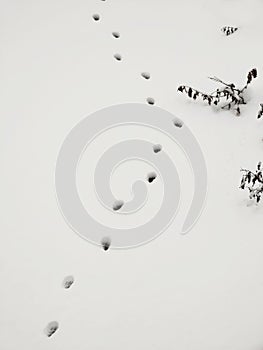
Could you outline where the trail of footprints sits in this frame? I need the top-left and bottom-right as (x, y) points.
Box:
(90, 1), (192, 256)
(92, 0), (161, 253)
(92, 3), (155, 106)
(44, 276), (75, 338)
(45, 5), (155, 340)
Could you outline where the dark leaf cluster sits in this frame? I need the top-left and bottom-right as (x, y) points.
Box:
(221, 26), (238, 36)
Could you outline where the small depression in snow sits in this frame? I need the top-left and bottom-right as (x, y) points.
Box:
(101, 237), (111, 251)
(45, 321), (59, 338)
(153, 144), (162, 153)
(62, 275), (74, 289)
(92, 14), (100, 21)
(147, 172), (157, 183)
(146, 97), (155, 105)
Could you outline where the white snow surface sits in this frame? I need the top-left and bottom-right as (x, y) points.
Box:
(1, 0), (263, 349)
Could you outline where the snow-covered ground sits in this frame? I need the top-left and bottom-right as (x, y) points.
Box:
(1, 0), (263, 349)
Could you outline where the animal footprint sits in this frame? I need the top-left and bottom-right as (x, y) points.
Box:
(45, 321), (59, 338)
(146, 97), (155, 105)
(101, 237), (111, 251)
(147, 172), (157, 183)
(114, 53), (122, 61)
(92, 14), (100, 21)
(112, 32), (120, 39)
(62, 275), (74, 289)
(141, 72), (151, 80)
(153, 144), (162, 153)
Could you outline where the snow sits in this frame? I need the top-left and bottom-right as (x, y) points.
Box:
(1, 0), (263, 349)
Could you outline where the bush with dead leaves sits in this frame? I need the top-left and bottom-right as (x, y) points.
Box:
(240, 162), (263, 204)
(178, 68), (257, 116)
